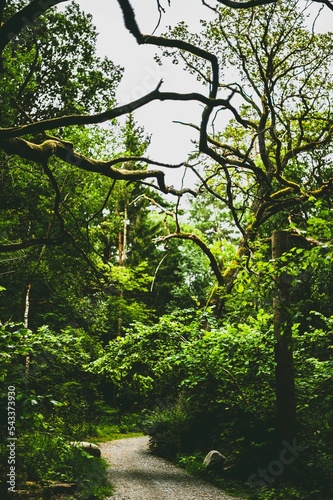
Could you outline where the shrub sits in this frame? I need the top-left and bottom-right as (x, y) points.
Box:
(144, 396), (189, 458)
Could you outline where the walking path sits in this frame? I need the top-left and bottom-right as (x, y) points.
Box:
(100, 436), (243, 500)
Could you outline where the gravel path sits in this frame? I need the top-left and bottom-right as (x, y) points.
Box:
(100, 436), (242, 500)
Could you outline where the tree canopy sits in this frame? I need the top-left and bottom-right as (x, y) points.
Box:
(1, 0), (333, 265)
(1, 1), (333, 498)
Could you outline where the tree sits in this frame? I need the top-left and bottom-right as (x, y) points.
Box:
(0, 0), (122, 253)
(152, 0), (333, 447)
(1, 0), (333, 463)
(2, 1), (332, 256)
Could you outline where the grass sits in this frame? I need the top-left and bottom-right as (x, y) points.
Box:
(88, 423), (143, 443)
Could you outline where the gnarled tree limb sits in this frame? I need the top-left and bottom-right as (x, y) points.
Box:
(156, 232), (224, 286)
(117, 0), (219, 97)
(0, 87), (244, 140)
(0, 136), (194, 196)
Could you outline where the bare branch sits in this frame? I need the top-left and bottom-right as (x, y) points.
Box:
(87, 180), (116, 223)
(214, 0), (276, 7)
(150, 251), (172, 292)
(157, 232), (224, 286)
(0, 236), (65, 252)
(117, 0), (219, 97)
(41, 161), (65, 234)
(0, 86), (246, 140)
(312, 0), (333, 12)
(0, 136), (196, 197)
(130, 194), (175, 217)
(281, 125), (333, 167)
(151, 0), (167, 35)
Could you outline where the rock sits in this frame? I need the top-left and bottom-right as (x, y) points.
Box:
(69, 441), (101, 457)
(203, 450), (226, 472)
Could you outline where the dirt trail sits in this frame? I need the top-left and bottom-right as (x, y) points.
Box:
(100, 436), (242, 500)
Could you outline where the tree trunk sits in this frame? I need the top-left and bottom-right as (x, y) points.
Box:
(272, 230), (297, 445)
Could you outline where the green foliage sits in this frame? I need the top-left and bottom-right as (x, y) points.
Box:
(92, 301), (333, 496)
(0, 321), (115, 497)
(1, 1), (333, 498)
(0, 322), (106, 439)
(0, 120), (163, 335)
(2, 1), (122, 120)
(144, 396), (190, 459)
(176, 452), (205, 475)
(89, 308), (276, 456)
(88, 311), (193, 399)
(8, 433), (112, 498)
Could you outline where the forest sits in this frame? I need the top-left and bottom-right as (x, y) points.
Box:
(0, 0), (333, 498)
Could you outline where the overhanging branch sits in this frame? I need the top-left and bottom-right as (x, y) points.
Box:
(0, 87), (243, 140)
(0, 236), (65, 252)
(0, 137), (191, 196)
(157, 232), (224, 286)
(214, 0), (276, 7)
(117, 0), (219, 97)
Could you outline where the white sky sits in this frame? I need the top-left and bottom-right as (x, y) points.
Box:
(75, 0), (213, 173)
(58, 0), (332, 189)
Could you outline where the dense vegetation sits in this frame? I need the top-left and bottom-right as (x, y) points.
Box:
(1, 0), (333, 499)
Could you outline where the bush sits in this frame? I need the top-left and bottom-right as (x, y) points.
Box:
(144, 396), (189, 458)
(0, 432), (112, 499)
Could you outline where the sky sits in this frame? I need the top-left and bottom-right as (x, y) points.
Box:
(58, 0), (332, 190)
(65, 0), (215, 173)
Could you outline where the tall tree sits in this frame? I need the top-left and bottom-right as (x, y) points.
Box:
(1, 0), (333, 452)
(112, 0), (333, 448)
(157, 0), (333, 445)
